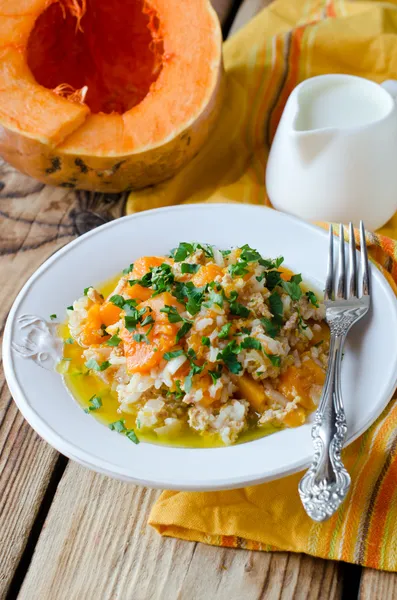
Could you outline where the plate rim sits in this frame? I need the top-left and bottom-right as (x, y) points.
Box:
(4, 203), (397, 490)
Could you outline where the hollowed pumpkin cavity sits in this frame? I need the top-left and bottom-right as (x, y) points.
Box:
(27, 0), (164, 114)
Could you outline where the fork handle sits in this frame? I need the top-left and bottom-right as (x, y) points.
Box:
(298, 332), (351, 522)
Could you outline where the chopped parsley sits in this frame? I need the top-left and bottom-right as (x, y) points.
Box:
(228, 244), (263, 278)
(208, 365), (223, 384)
(141, 315), (154, 327)
(218, 322), (232, 339)
(239, 244), (262, 263)
(187, 348), (197, 359)
(195, 243), (214, 259)
(67, 305), (74, 311)
(133, 333), (150, 343)
(86, 358), (111, 371)
(122, 263), (134, 275)
(259, 256), (284, 270)
(124, 306), (147, 332)
(64, 337), (74, 345)
(185, 287), (206, 315)
(265, 353), (281, 367)
(176, 320), (193, 343)
(109, 294), (126, 308)
(229, 299), (250, 318)
(201, 336), (210, 346)
(129, 263), (175, 295)
(297, 310), (308, 333)
(160, 305), (183, 323)
(85, 358), (111, 371)
(123, 299), (139, 314)
(87, 395), (102, 411)
(281, 273), (303, 301)
(264, 270), (282, 291)
(109, 419), (126, 432)
(150, 264), (175, 294)
(229, 262), (249, 278)
(306, 290), (319, 307)
(164, 349), (185, 360)
(217, 340), (242, 374)
(261, 317), (280, 339)
(109, 419), (139, 444)
(241, 337), (262, 351)
(313, 340), (324, 347)
(84, 286), (92, 296)
(50, 314), (57, 320)
(184, 361), (205, 393)
(181, 263), (200, 274)
(220, 249), (231, 256)
(173, 282), (206, 315)
(171, 241), (214, 262)
(126, 429), (139, 444)
(172, 242), (195, 262)
(269, 291), (283, 318)
(204, 286), (224, 309)
(174, 380), (185, 400)
(106, 333), (121, 347)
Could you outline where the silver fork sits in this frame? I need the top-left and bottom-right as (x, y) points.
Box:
(298, 222), (371, 522)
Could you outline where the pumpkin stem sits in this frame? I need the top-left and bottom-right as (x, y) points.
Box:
(55, 0), (87, 33)
(53, 84), (88, 104)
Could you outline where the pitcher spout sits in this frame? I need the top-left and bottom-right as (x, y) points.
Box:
(291, 127), (337, 164)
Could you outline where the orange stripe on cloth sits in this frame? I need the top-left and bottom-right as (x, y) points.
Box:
(362, 430), (397, 567)
(268, 24), (307, 143)
(326, 0), (337, 18)
(345, 405), (397, 563)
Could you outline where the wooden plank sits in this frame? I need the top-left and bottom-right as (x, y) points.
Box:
(0, 169), (70, 595)
(229, 0), (272, 35)
(0, 162), (127, 596)
(359, 569), (397, 599)
(19, 462), (343, 600)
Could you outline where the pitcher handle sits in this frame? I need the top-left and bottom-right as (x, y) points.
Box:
(381, 80), (397, 100)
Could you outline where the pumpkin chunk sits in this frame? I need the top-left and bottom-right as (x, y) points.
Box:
(236, 374), (267, 413)
(120, 291), (184, 374)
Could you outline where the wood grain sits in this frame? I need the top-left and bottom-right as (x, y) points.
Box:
(359, 569), (397, 600)
(229, 0), (272, 35)
(0, 162), (127, 596)
(19, 462), (343, 600)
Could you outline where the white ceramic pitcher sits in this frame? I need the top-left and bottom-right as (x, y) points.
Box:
(266, 74), (397, 231)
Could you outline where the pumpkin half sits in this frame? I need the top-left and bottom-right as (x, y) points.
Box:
(0, 0), (223, 191)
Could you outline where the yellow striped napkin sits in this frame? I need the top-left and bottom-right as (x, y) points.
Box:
(127, 0), (397, 570)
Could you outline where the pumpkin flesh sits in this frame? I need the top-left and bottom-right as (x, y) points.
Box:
(0, 0), (223, 191)
(27, 0), (163, 115)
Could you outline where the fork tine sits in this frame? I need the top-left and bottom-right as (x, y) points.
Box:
(360, 221), (370, 296)
(324, 225), (334, 301)
(348, 222), (358, 298)
(337, 224), (346, 299)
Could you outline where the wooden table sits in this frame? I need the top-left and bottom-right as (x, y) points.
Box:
(1, 1), (396, 598)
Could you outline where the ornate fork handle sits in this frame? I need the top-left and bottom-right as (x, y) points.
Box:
(298, 325), (351, 522)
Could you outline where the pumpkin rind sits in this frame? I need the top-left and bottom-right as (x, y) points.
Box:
(0, 0), (223, 192)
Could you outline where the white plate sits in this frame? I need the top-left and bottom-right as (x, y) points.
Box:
(3, 204), (397, 491)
